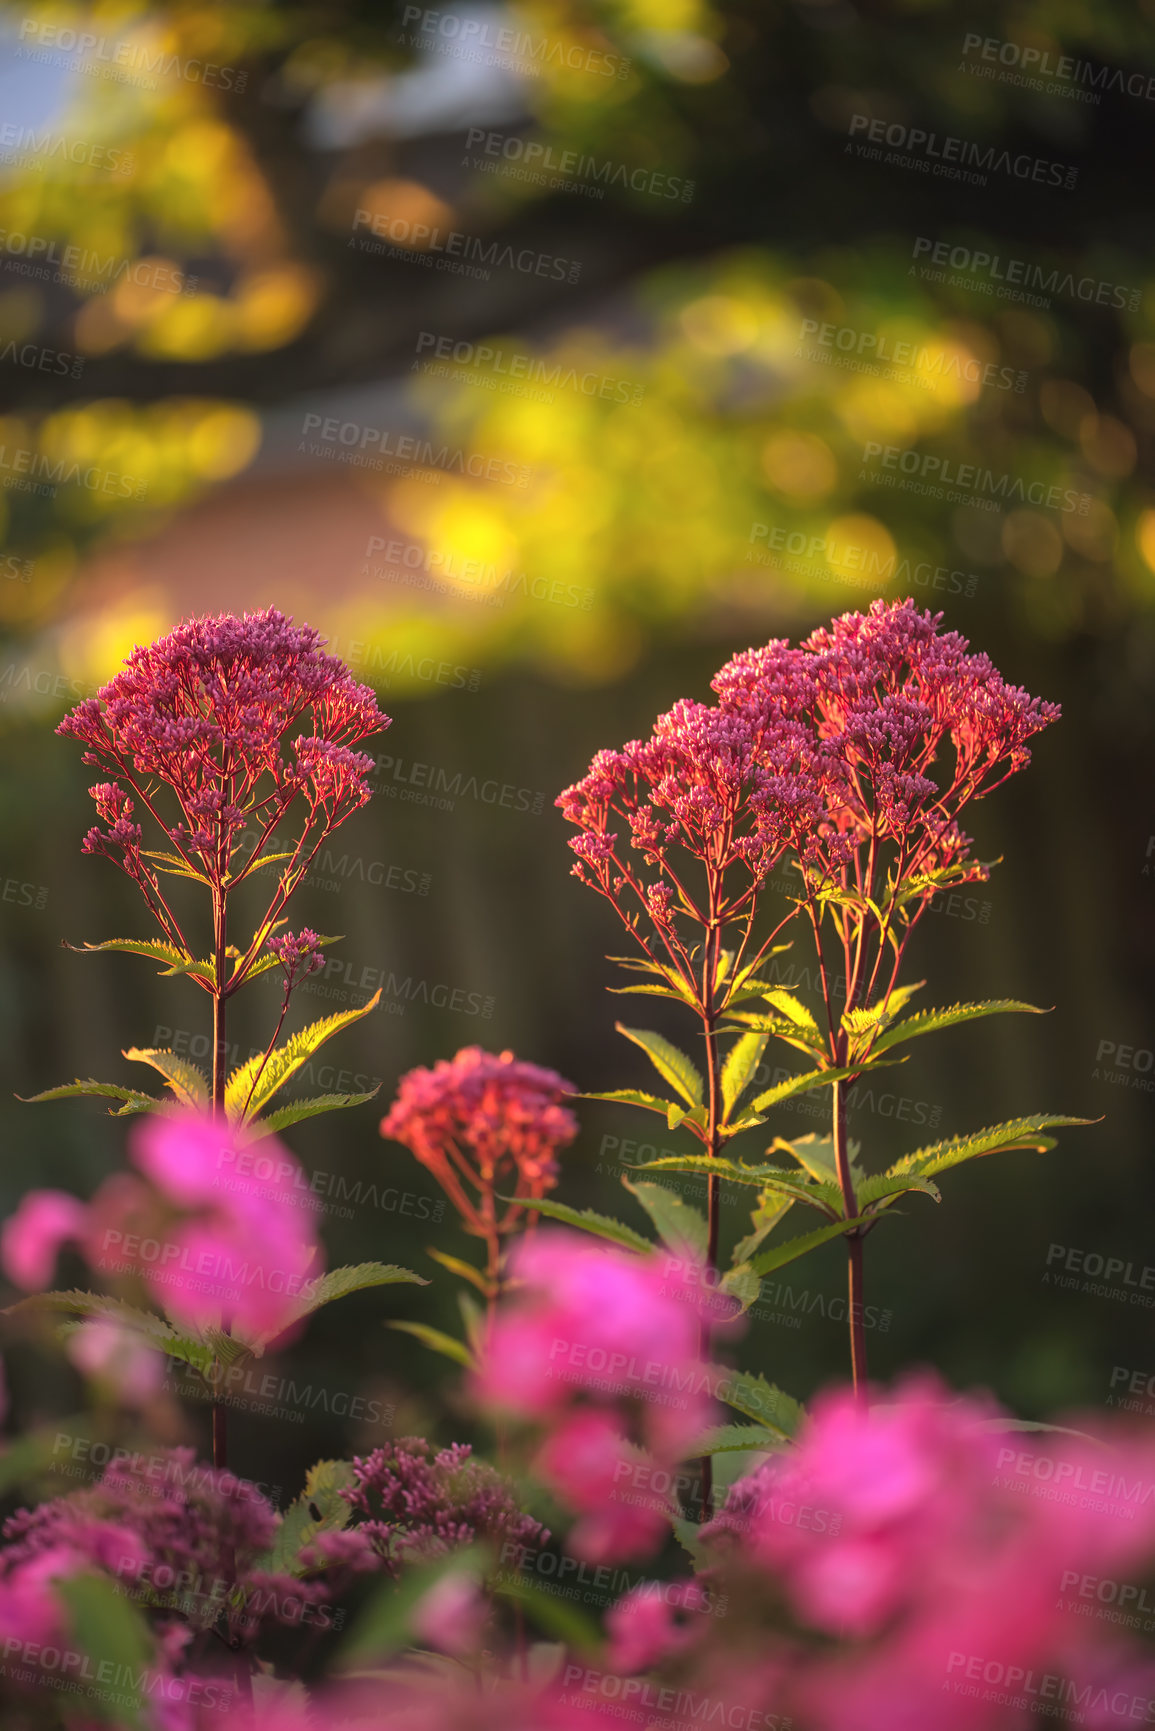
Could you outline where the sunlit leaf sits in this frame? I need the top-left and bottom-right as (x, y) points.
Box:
(623, 1178), (707, 1261)
(226, 991), (382, 1123)
(502, 1195), (652, 1254)
(123, 1047), (209, 1110)
(615, 1023), (704, 1107)
(872, 999), (1049, 1054)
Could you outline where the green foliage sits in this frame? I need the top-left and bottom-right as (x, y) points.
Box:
(881, 1115), (1092, 1186)
(261, 1460), (355, 1577)
(745, 1214), (879, 1276)
(57, 1573), (153, 1728)
(387, 1321), (474, 1368)
(65, 936), (216, 986)
(123, 1047), (209, 1110)
(225, 991), (383, 1126)
(716, 1370), (803, 1440)
(623, 1178), (707, 1260)
(19, 1079), (163, 1115)
(261, 1262), (427, 1346)
(615, 1023), (704, 1108)
(870, 999), (1049, 1056)
(503, 1194), (653, 1254)
(244, 1088), (380, 1139)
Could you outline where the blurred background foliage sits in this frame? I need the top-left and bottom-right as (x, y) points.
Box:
(0, 0), (1153, 1503)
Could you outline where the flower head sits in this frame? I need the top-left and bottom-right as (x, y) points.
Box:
(381, 1047), (577, 1239)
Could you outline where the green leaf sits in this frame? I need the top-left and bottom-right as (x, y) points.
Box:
(242, 1088), (380, 1140)
(426, 1248), (489, 1294)
(760, 989), (819, 1033)
(261, 1459), (356, 1576)
(581, 1087), (679, 1118)
(857, 1171), (942, 1210)
(122, 1047), (209, 1110)
(615, 1024), (704, 1108)
(719, 1262), (761, 1312)
(691, 1422), (783, 1455)
(388, 1321), (473, 1368)
(772, 1133), (844, 1185)
(257, 1261), (427, 1345)
(623, 1179), (707, 1261)
(18, 1079), (163, 1116)
(721, 1011), (826, 1058)
(140, 848), (212, 885)
(748, 1062), (871, 1114)
(885, 1114), (1091, 1182)
(716, 1371), (803, 1440)
(746, 1214), (879, 1276)
(609, 982), (696, 1005)
(66, 936), (216, 986)
(502, 1195), (652, 1254)
(225, 991), (383, 1124)
(872, 999), (1048, 1055)
(733, 1193), (796, 1263)
(238, 849), (299, 877)
(721, 1032), (769, 1118)
(4, 1290), (216, 1377)
(634, 1153), (839, 1215)
(492, 1572), (603, 1655)
(57, 1573), (153, 1727)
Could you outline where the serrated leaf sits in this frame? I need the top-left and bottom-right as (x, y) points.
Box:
(387, 1321), (473, 1368)
(615, 1024), (704, 1108)
(502, 1195), (652, 1254)
(426, 1248), (489, 1294)
(722, 1011), (826, 1057)
(581, 1087), (679, 1117)
(857, 1172), (942, 1210)
(609, 982), (697, 1005)
(261, 1460), (355, 1577)
(57, 1573), (152, 1728)
(634, 1153), (839, 1215)
(732, 1193), (796, 1263)
(885, 1114), (1091, 1182)
(748, 1062), (867, 1115)
(760, 990), (819, 1032)
(123, 1047), (209, 1110)
(691, 1422), (782, 1455)
(226, 992), (383, 1124)
(721, 1032), (769, 1118)
(716, 1371), (803, 1440)
(241, 1088), (380, 1140)
(746, 1214), (879, 1276)
(4, 1290), (218, 1378)
(872, 999), (1049, 1054)
(771, 1134), (843, 1185)
(140, 848), (212, 885)
(18, 1079), (164, 1116)
(258, 1261), (426, 1345)
(66, 936), (216, 986)
(623, 1179), (707, 1261)
(719, 1262), (761, 1312)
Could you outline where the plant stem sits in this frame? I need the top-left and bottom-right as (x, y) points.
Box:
(699, 919), (724, 1522)
(831, 1075), (868, 1399)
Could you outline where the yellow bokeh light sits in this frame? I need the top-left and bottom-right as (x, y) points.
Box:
(354, 180), (454, 247)
(679, 295), (759, 355)
(1002, 510), (1063, 579)
(761, 430), (837, 501)
(186, 406), (262, 481)
(1136, 510), (1155, 575)
(60, 599), (169, 690)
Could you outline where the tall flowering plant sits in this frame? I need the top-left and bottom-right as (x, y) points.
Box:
(558, 601), (1084, 1438)
(380, 1046), (578, 1356)
(9, 612), (427, 1468)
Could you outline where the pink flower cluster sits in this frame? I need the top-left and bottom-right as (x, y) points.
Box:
(57, 609), (389, 986)
(658, 1373), (1155, 1730)
(381, 1047), (578, 1242)
(1, 1110), (320, 1341)
(473, 1232), (739, 1562)
(559, 599), (1059, 934)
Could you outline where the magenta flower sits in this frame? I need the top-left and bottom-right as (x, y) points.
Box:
(381, 1047), (578, 1311)
(473, 1231), (740, 1560)
(340, 1437), (547, 1579)
(4, 1109), (321, 1343)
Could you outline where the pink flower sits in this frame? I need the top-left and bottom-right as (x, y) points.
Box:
(381, 1047), (577, 1240)
(410, 1571), (487, 1653)
(4, 1111), (321, 1343)
(66, 1318), (164, 1405)
(1, 1190), (88, 1288)
(606, 1579), (708, 1673)
(474, 1232), (738, 1561)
